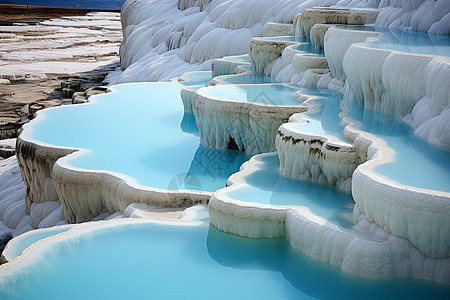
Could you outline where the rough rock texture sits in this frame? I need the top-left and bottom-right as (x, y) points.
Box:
(192, 86), (307, 155)
(53, 159), (210, 223)
(296, 7), (379, 40)
(15, 136), (74, 213)
(377, 0), (450, 34)
(324, 27), (380, 79)
(343, 42), (450, 148)
(211, 55), (251, 77)
(276, 125), (359, 193)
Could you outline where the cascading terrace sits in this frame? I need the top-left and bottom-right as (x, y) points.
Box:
(1, 4), (450, 298)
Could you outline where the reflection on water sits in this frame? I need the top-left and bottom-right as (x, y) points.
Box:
(185, 145), (250, 192)
(226, 154), (354, 228)
(215, 73), (279, 85)
(28, 78), (248, 193)
(292, 42), (324, 56)
(200, 84), (301, 105)
(206, 225), (450, 299)
(346, 100), (450, 192)
(2, 221), (449, 299)
(339, 25), (450, 57)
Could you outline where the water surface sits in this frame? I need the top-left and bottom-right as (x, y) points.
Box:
(225, 154), (354, 228)
(0, 220), (448, 299)
(198, 84), (301, 106)
(25, 80), (249, 193)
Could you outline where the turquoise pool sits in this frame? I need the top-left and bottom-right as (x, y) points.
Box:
(224, 153), (354, 228)
(23, 80), (249, 193)
(0, 220), (448, 299)
(197, 84), (301, 106)
(214, 73), (280, 85)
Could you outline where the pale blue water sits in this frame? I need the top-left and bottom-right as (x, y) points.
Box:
(339, 25), (450, 57)
(180, 112), (199, 135)
(259, 36), (307, 43)
(226, 153), (354, 228)
(220, 54), (251, 63)
(26, 79), (248, 193)
(213, 55), (251, 77)
(0, 0), (125, 9)
(4, 225), (77, 260)
(346, 100), (450, 192)
(180, 71), (212, 85)
(0, 221), (448, 299)
(238, 64), (252, 72)
(181, 84), (203, 114)
(285, 88), (346, 140)
(214, 73), (279, 85)
(291, 42), (324, 56)
(198, 84), (301, 106)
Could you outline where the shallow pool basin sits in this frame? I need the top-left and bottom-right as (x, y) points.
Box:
(0, 219), (448, 299)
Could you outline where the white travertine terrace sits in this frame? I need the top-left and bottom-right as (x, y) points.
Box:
(16, 85), (211, 224)
(249, 37), (329, 85)
(249, 37), (298, 74)
(9, 0), (450, 286)
(309, 23), (336, 50)
(343, 41), (450, 148)
(15, 137), (75, 214)
(263, 22), (294, 37)
(276, 115), (360, 193)
(115, 0), (449, 83)
(209, 153), (450, 284)
(324, 28), (380, 79)
(271, 44), (328, 83)
(192, 85), (308, 155)
(52, 154), (210, 223)
(208, 6), (450, 280)
(211, 54), (251, 77)
(343, 118), (450, 258)
(181, 85), (203, 114)
(295, 7), (379, 40)
(275, 24), (450, 257)
(17, 132), (209, 224)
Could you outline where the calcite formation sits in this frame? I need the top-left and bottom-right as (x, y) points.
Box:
(192, 85), (308, 155)
(276, 123), (359, 192)
(295, 7), (379, 40)
(209, 153), (450, 284)
(15, 137), (74, 213)
(249, 37), (298, 74)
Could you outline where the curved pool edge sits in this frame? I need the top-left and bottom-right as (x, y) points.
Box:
(249, 36), (299, 74)
(275, 92), (450, 259)
(209, 153), (450, 284)
(16, 82), (212, 224)
(192, 84), (309, 155)
(0, 223), (79, 263)
(0, 218), (207, 272)
(211, 54), (251, 77)
(276, 122), (358, 192)
(53, 153), (210, 223)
